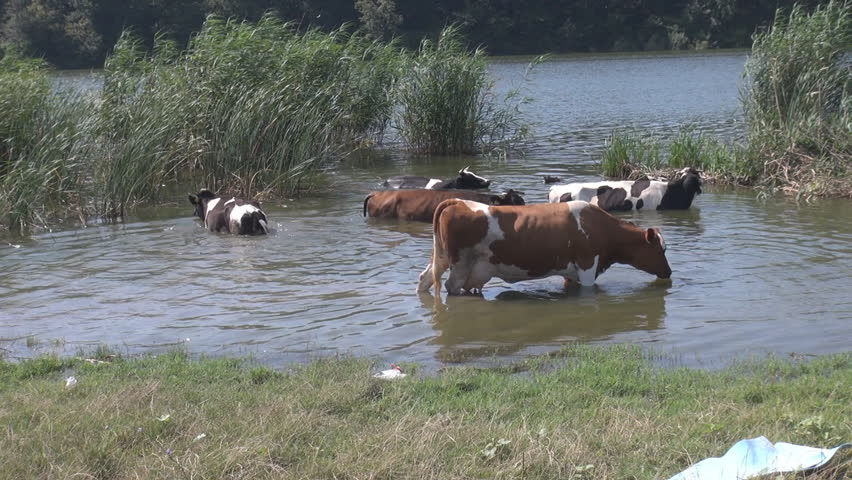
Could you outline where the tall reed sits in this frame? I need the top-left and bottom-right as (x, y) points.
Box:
(0, 56), (92, 231)
(742, 0), (851, 195)
(96, 16), (406, 214)
(396, 26), (528, 155)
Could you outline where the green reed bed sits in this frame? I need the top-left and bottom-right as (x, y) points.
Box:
(742, 0), (851, 197)
(601, 2), (851, 197)
(0, 345), (849, 479)
(96, 16), (406, 214)
(396, 26), (529, 155)
(2, 18), (529, 232)
(0, 56), (93, 230)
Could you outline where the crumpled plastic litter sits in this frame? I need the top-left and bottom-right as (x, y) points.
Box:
(669, 436), (852, 480)
(373, 363), (407, 380)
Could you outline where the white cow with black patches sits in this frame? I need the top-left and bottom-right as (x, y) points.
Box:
(188, 189), (269, 235)
(548, 168), (702, 211)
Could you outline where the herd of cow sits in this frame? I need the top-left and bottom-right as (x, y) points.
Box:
(189, 166), (704, 296)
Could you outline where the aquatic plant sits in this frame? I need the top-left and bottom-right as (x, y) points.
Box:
(742, 0), (851, 196)
(600, 130), (662, 178)
(396, 26), (528, 155)
(668, 128), (759, 183)
(0, 55), (92, 231)
(95, 16), (406, 216)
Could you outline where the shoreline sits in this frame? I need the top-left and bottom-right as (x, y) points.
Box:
(2, 345), (849, 479)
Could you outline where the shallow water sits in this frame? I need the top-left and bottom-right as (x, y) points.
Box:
(3, 51), (850, 367)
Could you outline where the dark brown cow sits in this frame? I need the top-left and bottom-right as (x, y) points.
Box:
(363, 189), (525, 223)
(417, 199), (672, 295)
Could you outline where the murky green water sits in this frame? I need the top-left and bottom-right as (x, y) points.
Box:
(3, 51), (850, 366)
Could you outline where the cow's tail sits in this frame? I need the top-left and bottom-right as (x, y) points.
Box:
(363, 193), (374, 217)
(429, 198), (464, 297)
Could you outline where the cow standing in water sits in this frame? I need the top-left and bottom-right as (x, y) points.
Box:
(417, 199), (671, 296)
(548, 168), (702, 211)
(188, 189), (269, 235)
(383, 166), (491, 190)
(363, 189), (525, 222)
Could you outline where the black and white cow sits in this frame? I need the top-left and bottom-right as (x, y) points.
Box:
(188, 189), (269, 235)
(383, 166), (491, 190)
(548, 168), (702, 211)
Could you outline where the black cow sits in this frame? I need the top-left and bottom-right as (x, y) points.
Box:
(188, 189), (269, 235)
(383, 166), (491, 190)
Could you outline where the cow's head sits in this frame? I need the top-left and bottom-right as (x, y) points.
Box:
(188, 189), (217, 219)
(490, 189), (525, 206)
(627, 228), (672, 279)
(678, 167), (703, 197)
(454, 166), (491, 189)
(660, 168), (703, 209)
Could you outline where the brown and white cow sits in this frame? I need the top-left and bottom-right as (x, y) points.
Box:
(417, 199), (671, 295)
(188, 189), (269, 235)
(363, 189), (525, 223)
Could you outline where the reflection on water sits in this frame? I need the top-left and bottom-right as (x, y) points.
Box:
(421, 283), (668, 362)
(4, 51), (851, 368)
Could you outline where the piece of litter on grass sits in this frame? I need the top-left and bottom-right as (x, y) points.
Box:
(373, 363), (407, 380)
(157, 414), (171, 422)
(668, 436), (852, 480)
(65, 376), (77, 389)
(194, 433), (207, 442)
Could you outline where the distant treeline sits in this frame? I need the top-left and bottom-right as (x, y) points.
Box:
(0, 0), (832, 69)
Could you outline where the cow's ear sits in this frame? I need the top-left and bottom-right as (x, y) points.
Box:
(250, 200), (262, 208)
(188, 194), (198, 205)
(460, 165), (470, 174)
(645, 228), (659, 245)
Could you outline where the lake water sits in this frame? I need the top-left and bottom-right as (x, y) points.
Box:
(3, 51), (851, 367)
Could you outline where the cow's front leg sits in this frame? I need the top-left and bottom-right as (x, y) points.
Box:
(417, 262), (434, 293)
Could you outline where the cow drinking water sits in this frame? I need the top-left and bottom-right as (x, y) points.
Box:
(548, 168), (702, 211)
(383, 166), (491, 190)
(188, 189), (269, 235)
(363, 189), (525, 222)
(417, 199), (672, 296)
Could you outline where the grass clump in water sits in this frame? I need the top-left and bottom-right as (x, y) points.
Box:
(742, 1), (851, 196)
(0, 345), (849, 479)
(600, 130), (662, 178)
(396, 26), (529, 155)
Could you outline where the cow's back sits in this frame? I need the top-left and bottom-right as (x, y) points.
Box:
(365, 189), (494, 222)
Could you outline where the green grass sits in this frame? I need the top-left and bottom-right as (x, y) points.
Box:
(600, 130), (662, 178)
(1, 345), (849, 479)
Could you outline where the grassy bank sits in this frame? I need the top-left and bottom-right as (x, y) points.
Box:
(601, 2), (851, 198)
(1, 345), (850, 479)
